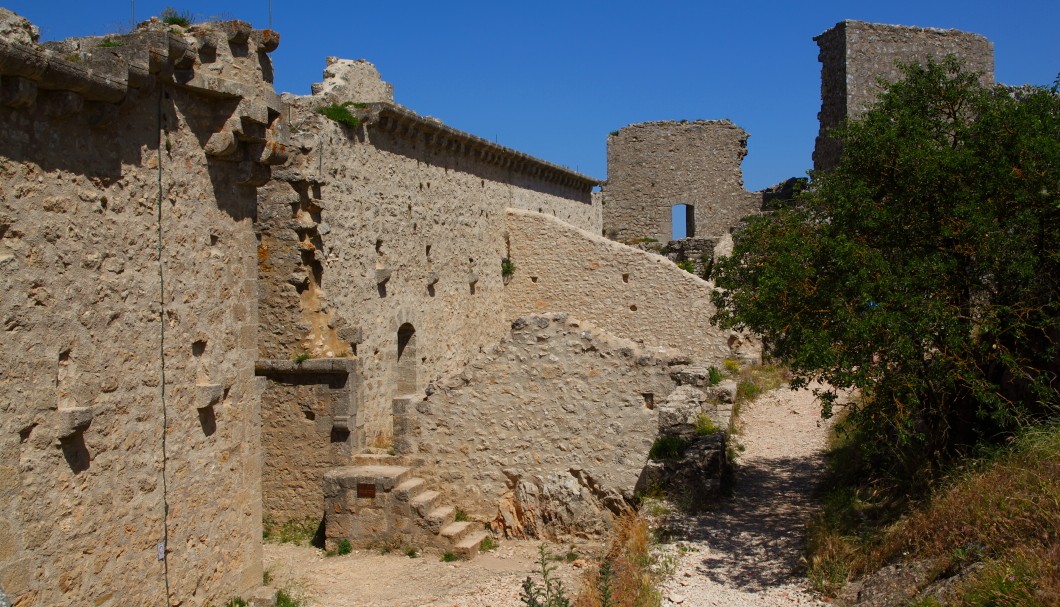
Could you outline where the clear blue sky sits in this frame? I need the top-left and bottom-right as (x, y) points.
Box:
(5, 1), (1058, 190)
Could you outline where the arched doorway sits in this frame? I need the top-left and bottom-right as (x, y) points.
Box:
(396, 323), (417, 397)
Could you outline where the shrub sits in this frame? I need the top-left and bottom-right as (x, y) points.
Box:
(480, 536), (498, 552)
(693, 413), (720, 436)
(501, 257), (516, 277)
(159, 7), (192, 26)
(441, 551), (459, 562)
(648, 436), (689, 460)
(706, 366), (724, 386)
(712, 57), (1060, 476)
(675, 259), (695, 273)
(293, 352), (310, 363)
(519, 544), (572, 607)
(317, 102), (362, 129)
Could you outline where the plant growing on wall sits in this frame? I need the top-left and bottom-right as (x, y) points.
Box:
(501, 257), (516, 278)
(159, 7), (193, 27)
(317, 102), (362, 129)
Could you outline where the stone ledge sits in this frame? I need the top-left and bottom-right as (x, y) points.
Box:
(254, 358), (354, 376)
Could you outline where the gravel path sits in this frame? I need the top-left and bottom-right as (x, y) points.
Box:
(658, 385), (833, 607)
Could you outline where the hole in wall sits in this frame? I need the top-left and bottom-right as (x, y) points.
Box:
(192, 340), (207, 357)
(19, 424), (36, 443)
(622, 273), (630, 283)
(377, 283), (387, 298)
(375, 239), (383, 254)
(530, 276), (538, 283)
(469, 283), (476, 295)
(629, 304), (638, 312)
(642, 393), (655, 410)
(303, 409), (316, 421)
(425, 244), (431, 257)
(209, 234), (219, 246)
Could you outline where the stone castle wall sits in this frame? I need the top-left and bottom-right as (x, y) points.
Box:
(0, 14), (281, 607)
(602, 120), (760, 243)
(813, 20), (994, 171)
(504, 209), (740, 364)
(255, 61), (599, 461)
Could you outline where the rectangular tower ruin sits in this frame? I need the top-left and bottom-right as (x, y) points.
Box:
(813, 20), (994, 172)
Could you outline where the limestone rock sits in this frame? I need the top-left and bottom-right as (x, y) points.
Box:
(0, 9), (40, 45)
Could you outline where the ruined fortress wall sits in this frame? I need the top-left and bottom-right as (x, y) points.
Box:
(813, 20), (994, 171)
(0, 16), (279, 607)
(257, 92), (599, 455)
(603, 120), (760, 243)
(504, 209), (736, 364)
(413, 313), (679, 538)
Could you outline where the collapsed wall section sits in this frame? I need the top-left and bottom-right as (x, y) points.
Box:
(813, 20), (994, 171)
(0, 12), (282, 607)
(603, 120), (760, 243)
(504, 209), (747, 364)
(408, 313), (681, 539)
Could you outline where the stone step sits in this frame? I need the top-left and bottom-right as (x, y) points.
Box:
(393, 477), (425, 502)
(410, 490), (440, 516)
(439, 520), (477, 544)
(423, 505), (454, 533)
(322, 465), (410, 496)
(452, 530), (490, 560)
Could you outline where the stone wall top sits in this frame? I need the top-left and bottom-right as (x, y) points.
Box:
(362, 102), (600, 191)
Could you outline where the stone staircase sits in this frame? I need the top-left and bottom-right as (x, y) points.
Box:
(322, 455), (490, 559)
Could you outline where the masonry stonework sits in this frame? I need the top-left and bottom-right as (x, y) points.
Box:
(602, 120), (760, 243)
(813, 20), (995, 171)
(0, 12), (281, 606)
(0, 6), (1003, 604)
(504, 209), (740, 364)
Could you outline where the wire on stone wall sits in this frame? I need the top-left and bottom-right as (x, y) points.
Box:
(156, 85), (172, 606)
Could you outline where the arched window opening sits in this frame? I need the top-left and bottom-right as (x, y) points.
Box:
(396, 323), (417, 396)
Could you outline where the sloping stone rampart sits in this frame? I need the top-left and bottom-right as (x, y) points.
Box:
(504, 209), (742, 364)
(603, 120), (760, 243)
(813, 20), (994, 171)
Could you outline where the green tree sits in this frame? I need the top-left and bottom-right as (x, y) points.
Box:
(712, 57), (1060, 476)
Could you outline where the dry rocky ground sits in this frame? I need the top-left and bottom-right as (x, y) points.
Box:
(263, 384), (833, 606)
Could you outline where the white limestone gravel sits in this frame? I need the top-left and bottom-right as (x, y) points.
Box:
(656, 384), (835, 607)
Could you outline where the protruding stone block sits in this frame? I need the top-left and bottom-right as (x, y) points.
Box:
(196, 383), (224, 410)
(56, 406), (93, 438)
(375, 268), (392, 285)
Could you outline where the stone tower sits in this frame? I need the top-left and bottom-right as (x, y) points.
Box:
(813, 20), (994, 172)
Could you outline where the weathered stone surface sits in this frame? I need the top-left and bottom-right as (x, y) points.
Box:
(0, 8), (38, 45)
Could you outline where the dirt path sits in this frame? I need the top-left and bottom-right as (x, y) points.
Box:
(262, 538), (588, 607)
(657, 385), (833, 607)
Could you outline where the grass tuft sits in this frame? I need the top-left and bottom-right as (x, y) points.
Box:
(648, 436), (690, 460)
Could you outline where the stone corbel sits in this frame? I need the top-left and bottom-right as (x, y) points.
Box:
(196, 383), (225, 410)
(56, 406), (94, 439)
(375, 268), (392, 285)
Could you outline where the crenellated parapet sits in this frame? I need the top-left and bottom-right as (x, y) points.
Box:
(0, 8), (287, 185)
